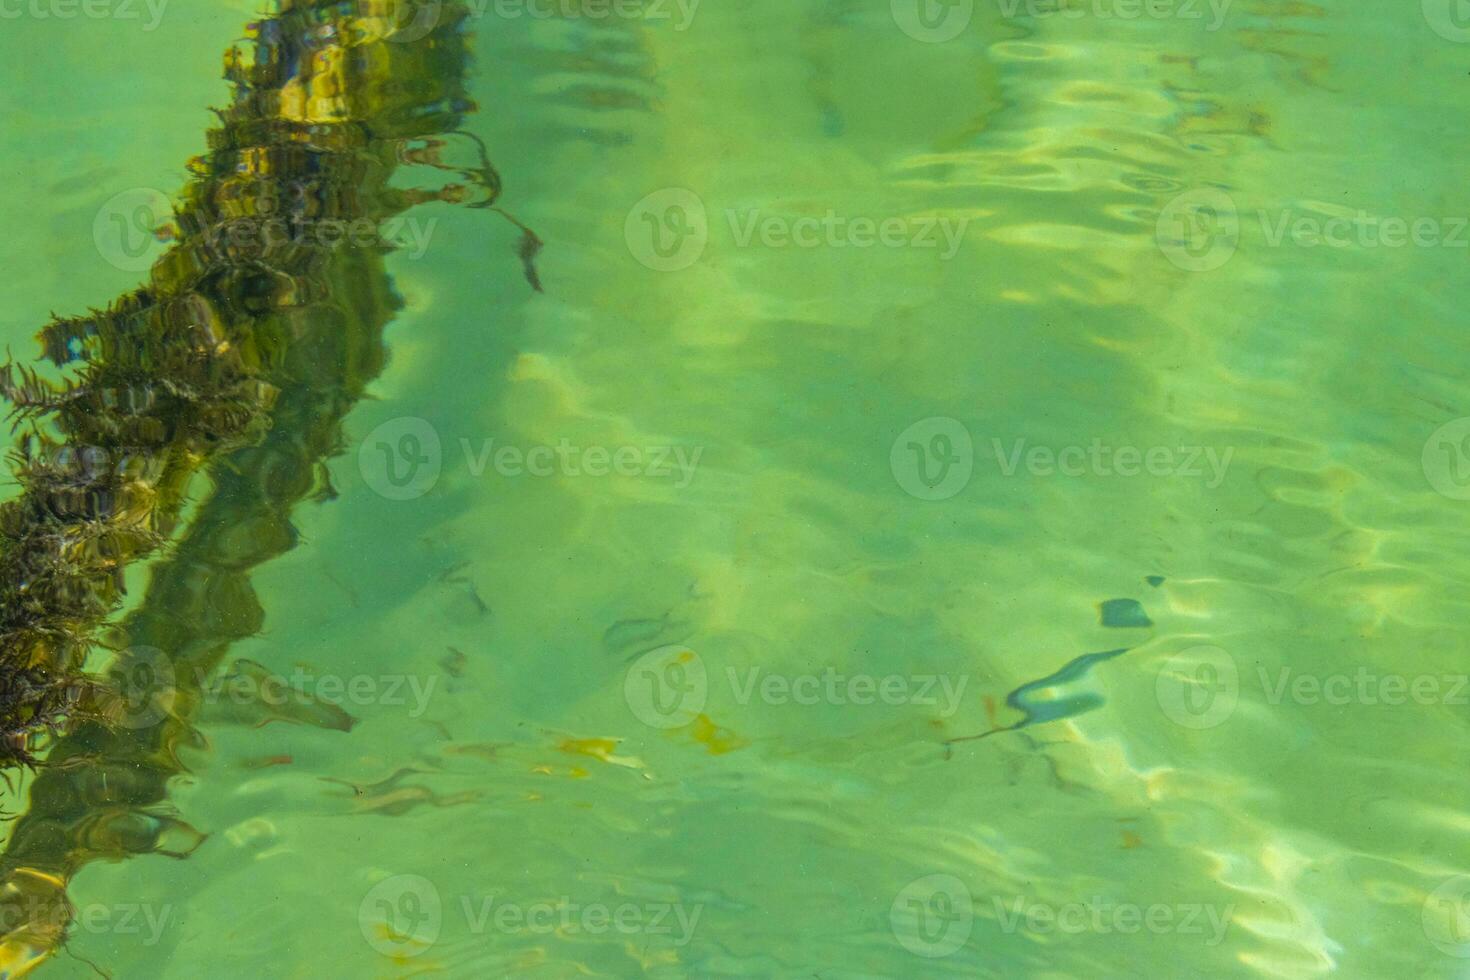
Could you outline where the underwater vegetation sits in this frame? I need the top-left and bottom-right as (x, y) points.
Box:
(0, 1), (518, 971)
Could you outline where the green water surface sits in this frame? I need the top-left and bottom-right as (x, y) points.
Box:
(2, 1), (1469, 977)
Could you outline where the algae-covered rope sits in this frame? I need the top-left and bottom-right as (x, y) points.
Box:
(0, 1), (513, 971)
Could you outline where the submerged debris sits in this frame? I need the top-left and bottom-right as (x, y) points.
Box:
(945, 647), (1132, 755)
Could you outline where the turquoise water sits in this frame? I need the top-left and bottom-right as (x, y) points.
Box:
(1, 1), (1470, 977)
